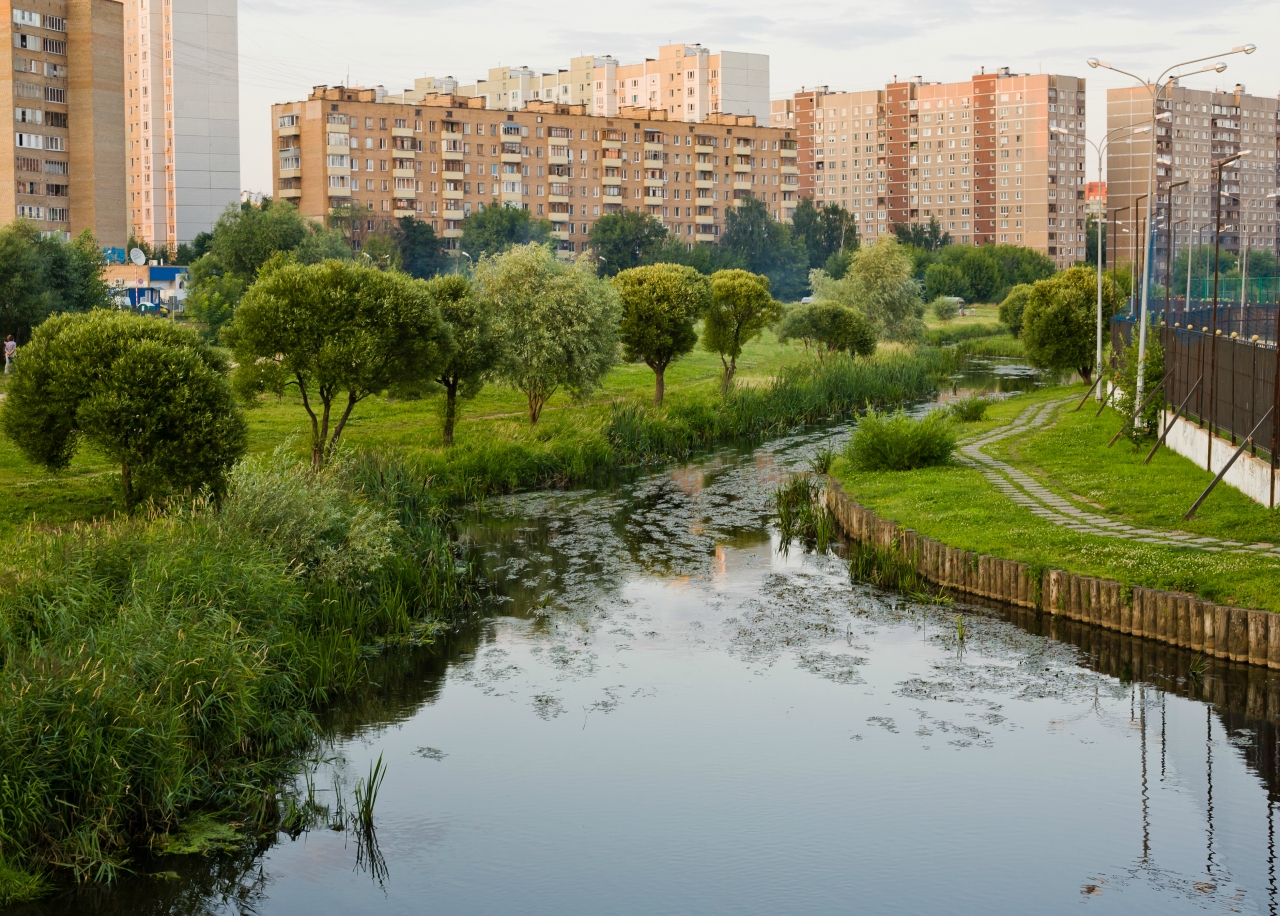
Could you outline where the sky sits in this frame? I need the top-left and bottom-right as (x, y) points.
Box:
(234, 0), (1280, 194)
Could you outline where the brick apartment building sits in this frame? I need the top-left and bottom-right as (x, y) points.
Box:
(3, 0), (125, 246)
(394, 43), (769, 124)
(272, 85), (799, 257)
(772, 68), (1089, 268)
(1106, 82), (1278, 272)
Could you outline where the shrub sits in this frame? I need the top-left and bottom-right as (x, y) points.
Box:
(998, 283), (1033, 337)
(929, 296), (959, 323)
(845, 407), (956, 471)
(1021, 267), (1121, 380)
(949, 393), (992, 422)
(1111, 333), (1165, 440)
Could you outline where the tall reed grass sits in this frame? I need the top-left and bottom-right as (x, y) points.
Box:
(0, 449), (477, 900)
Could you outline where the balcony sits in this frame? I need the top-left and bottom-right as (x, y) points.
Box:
(326, 144), (351, 156)
(695, 213), (714, 224)
(442, 149), (463, 161)
(733, 162), (751, 173)
(501, 152), (522, 164)
(733, 181), (752, 191)
(278, 125), (299, 138)
(695, 179), (714, 190)
(644, 141), (663, 152)
(326, 186), (351, 198)
(279, 187), (301, 199)
(780, 147), (797, 158)
(550, 154), (569, 165)
(781, 164), (798, 175)
(602, 174), (621, 186)
(393, 168), (415, 179)
(392, 127), (414, 137)
(278, 168), (301, 180)
(695, 144), (714, 154)
(394, 209), (416, 218)
(602, 138), (621, 150)
(643, 177), (664, 188)
(548, 211), (570, 223)
(443, 188), (463, 200)
(695, 232), (715, 242)
(442, 228), (463, 238)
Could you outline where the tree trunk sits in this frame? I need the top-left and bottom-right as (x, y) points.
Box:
(721, 356), (738, 397)
(654, 364), (666, 406)
(443, 382), (458, 446)
(120, 459), (133, 512)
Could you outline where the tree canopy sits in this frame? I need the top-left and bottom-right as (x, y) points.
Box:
(1, 310), (246, 508)
(718, 198), (809, 301)
(791, 197), (859, 269)
(613, 263), (712, 405)
(0, 224), (111, 341)
(1021, 266), (1121, 381)
(892, 218), (951, 251)
(425, 274), (504, 445)
(702, 269), (780, 393)
(229, 259), (452, 467)
(394, 216), (449, 279)
(474, 244), (619, 423)
(588, 211), (668, 276)
(460, 202), (554, 259)
(810, 236), (925, 343)
(776, 300), (876, 360)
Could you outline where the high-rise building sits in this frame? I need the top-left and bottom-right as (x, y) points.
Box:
(123, 0), (239, 248)
(1106, 82), (1278, 274)
(450, 44), (770, 123)
(787, 69), (1089, 267)
(3, 0), (125, 245)
(272, 85), (798, 257)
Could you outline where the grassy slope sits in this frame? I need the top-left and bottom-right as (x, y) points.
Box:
(833, 385), (1280, 612)
(0, 331), (801, 535)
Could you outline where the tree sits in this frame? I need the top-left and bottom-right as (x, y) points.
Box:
(207, 199), (310, 280)
(588, 211), (668, 276)
(613, 263), (711, 405)
(460, 202), (553, 259)
(183, 272), (246, 343)
(1084, 214), (1105, 268)
(229, 259), (452, 468)
(777, 301), (875, 359)
(649, 236), (743, 274)
(718, 198), (809, 301)
(892, 218), (950, 251)
(813, 236), (924, 343)
(923, 263), (970, 301)
(0, 225), (112, 342)
(175, 230), (213, 266)
(395, 216), (448, 279)
(1021, 266), (1121, 381)
(792, 198), (859, 269)
(426, 275), (504, 445)
(2, 310), (246, 509)
(358, 233), (402, 271)
(998, 284), (1033, 337)
(474, 244), (619, 424)
(702, 269), (780, 393)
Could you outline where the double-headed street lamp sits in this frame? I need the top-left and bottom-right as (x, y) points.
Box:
(1087, 44), (1255, 420)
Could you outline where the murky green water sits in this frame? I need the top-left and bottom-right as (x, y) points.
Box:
(17, 379), (1280, 915)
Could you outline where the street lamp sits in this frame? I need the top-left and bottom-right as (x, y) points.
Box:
(1060, 121), (1153, 393)
(1087, 44), (1255, 421)
(1205, 150), (1250, 463)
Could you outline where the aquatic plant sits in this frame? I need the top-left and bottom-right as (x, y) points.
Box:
(774, 474), (836, 554)
(948, 394), (993, 423)
(807, 444), (838, 476)
(847, 538), (952, 605)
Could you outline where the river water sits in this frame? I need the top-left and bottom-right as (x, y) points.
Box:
(22, 360), (1280, 915)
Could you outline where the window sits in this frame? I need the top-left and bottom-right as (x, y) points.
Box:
(43, 37), (66, 55)
(278, 114), (298, 128)
(14, 107), (41, 124)
(17, 205), (44, 219)
(326, 154), (348, 167)
(44, 86), (65, 104)
(12, 9), (39, 26)
(15, 132), (42, 149)
(42, 15), (65, 31)
(279, 155), (300, 170)
(328, 175), (349, 188)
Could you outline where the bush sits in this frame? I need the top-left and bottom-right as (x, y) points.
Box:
(949, 393), (992, 422)
(1111, 333), (1165, 440)
(929, 296), (959, 322)
(998, 283), (1033, 337)
(845, 407), (956, 471)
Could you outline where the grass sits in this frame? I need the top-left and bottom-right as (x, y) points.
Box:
(832, 385), (1280, 612)
(0, 449), (477, 899)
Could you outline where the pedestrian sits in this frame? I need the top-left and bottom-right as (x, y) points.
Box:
(3, 335), (14, 374)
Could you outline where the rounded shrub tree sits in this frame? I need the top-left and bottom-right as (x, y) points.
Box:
(613, 263), (711, 405)
(1021, 267), (1120, 381)
(702, 269), (780, 393)
(426, 274), (504, 446)
(777, 301), (876, 360)
(1, 310), (247, 508)
(998, 283), (1033, 337)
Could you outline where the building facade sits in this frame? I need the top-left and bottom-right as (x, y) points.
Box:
(123, 0), (239, 248)
(272, 85), (798, 257)
(3, 0), (125, 245)
(1106, 82), (1278, 274)
(449, 44), (770, 123)
(787, 69), (1089, 267)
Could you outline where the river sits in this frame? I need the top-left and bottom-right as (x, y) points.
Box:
(20, 358), (1280, 915)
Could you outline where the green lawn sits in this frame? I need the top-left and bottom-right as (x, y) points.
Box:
(833, 385), (1280, 612)
(0, 330), (805, 535)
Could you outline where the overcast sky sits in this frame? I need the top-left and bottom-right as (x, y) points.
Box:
(235, 0), (1279, 194)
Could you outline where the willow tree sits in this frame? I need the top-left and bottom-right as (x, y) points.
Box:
(701, 269), (780, 394)
(475, 244), (619, 424)
(613, 263), (711, 405)
(229, 259), (452, 468)
(427, 274), (504, 445)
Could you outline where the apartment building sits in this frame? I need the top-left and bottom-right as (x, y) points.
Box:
(1106, 82), (1278, 272)
(450, 44), (770, 123)
(272, 85), (798, 257)
(789, 69), (1089, 267)
(3, 0), (125, 245)
(123, 0), (239, 249)
(1085, 180), (1106, 217)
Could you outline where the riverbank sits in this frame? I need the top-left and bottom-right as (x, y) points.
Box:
(829, 386), (1280, 614)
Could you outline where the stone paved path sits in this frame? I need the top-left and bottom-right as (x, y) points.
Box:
(957, 397), (1280, 559)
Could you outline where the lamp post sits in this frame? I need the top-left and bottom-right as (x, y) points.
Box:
(1059, 122), (1152, 395)
(1134, 194), (1149, 302)
(1087, 45), (1254, 422)
(1206, 150), (1250, 464)
(1164, 181), (1189, 320)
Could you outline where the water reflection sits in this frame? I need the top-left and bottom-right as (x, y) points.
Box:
(13, 375), (1280, 916)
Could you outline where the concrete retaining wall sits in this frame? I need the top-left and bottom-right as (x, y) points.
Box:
(826, 477), (1280, 670)
(1161, 410), (1274, 507)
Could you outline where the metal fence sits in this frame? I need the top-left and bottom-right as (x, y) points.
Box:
(1111, 316), (1280, 464)
(1118, 303), (1279, 345)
